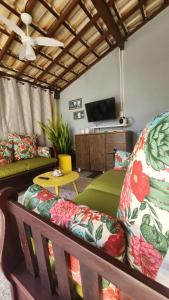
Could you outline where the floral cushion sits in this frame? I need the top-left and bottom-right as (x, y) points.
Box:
(0, 140), (13, 166)
(117, 112), (169, 287)
(8, 133), (37, 161)
(37, 146), (51, 158)
(23, 184), (126, 300)
(114, 150), (131, 170)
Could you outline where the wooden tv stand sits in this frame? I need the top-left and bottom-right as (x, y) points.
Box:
(75, 131), (133, 171)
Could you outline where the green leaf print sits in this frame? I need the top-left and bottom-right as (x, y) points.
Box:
(144, 115), (169, 170)
(87, 221), (94, 235)
(146, 178), (169, 211)
(142, 214), (150, 225)
(24, 195), (39, 210)
(106, 219), (118, 234)
(139, 201), (146, 210)
(37, 199), (57, 218)
(95, 224), (103, 241)
(140, 223), (168, 255)
(102, 278), (110, 289)
(85, 231), (95, 243)
(131, 208), (138, 220)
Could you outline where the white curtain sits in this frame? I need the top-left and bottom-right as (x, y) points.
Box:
(0, 77), (54, 146)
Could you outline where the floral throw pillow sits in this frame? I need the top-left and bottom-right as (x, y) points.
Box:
(8, 133), (37, 161)
(114, 150), (131, 170)
(0, 140), (13, 166)
(117, 112), (169, 288)
(37, 146), (51, 158)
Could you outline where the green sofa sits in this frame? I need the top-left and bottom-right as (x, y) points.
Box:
(0, 157), (57, 191)
(74, 169), (126, 217)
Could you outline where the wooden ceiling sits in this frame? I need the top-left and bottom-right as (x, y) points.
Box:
(0, 0), (168, 93)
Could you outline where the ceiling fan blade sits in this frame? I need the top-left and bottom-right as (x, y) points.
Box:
(25, 44), (36, 61)
(19, 44), (26, 60)
(34, 37), (64, 48)
(0, 14), (25, 37)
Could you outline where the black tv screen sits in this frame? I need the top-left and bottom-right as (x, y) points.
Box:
(85, 97), (116, 122)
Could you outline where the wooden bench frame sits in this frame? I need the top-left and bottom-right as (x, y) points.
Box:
(0, 188), (169, 300)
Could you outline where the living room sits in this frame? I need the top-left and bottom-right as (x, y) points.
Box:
(0, 1), (169, 300)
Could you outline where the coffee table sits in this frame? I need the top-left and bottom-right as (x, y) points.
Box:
(33, 171), (79, 196)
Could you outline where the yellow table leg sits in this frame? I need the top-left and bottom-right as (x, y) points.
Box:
(55, 186), (59, 196)
(73, 181), (78, 195)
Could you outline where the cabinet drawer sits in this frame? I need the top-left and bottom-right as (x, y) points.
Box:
(106, 154), (114, 170)
(106, 132), (126, 143)
(106, 143), (127, 153)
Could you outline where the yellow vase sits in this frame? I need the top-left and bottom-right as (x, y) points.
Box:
(58, 154), (72, 172)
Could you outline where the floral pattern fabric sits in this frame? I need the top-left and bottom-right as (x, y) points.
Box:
(0, 140), (13, 166)
(117, 112), (169, 287)
(8, 133), (37, 161)
(37, 146), (51, 158)
(23, 184), (126, 300)
(114, 150), (131, 170)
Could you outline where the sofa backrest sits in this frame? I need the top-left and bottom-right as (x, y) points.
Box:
(117, 112), (169, 288)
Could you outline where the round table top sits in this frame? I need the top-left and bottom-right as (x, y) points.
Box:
(33, 171), (79, 188)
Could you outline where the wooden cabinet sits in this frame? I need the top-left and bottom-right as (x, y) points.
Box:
(75, 131), (133, 171)
(89, 134), (105, 171)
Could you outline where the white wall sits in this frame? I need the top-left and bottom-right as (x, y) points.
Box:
(59, 8), (169, 135)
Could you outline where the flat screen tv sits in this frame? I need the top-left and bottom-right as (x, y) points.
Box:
(85, 97), (116, 122)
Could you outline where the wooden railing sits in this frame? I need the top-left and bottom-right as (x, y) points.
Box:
(0, 187), (169, 300)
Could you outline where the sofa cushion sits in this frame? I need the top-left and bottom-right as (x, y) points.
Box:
(8, 133), (37, 161)
(86, 169), (125, 196)
(75, 188), (120, 217)
(23, 185), (126, 300)
(0, 140), (13, 165)
(117, 111), (169, 288)
(114, 150), (131, 170)
(0, 157), (57, 178)
(37, 146), (51, 158)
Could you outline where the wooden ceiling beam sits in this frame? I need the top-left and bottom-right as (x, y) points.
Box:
(0, 27), (78, 78)
(121, 0), (147, 22)
(5, 50), (69, 85)
(79, 1), (112, 48)
(49, 31), (111, 88)
(60, 45), (116, 91)
(15, 0), (80, 78)
(0, 0), (37, 62)
(138, 0), (146, 20)
(90, 0), (124, 49)
(108, 0), (128, 37)
(33, 14), (100, 83)
(0, 69), (57, 92)
(128, 1), (169, 37)
(39, 1), (99, 63)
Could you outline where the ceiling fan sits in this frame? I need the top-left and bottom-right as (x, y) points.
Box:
(0, 13), (64, 61)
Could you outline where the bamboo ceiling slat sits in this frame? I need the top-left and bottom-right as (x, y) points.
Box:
(0, 0), (168, 93)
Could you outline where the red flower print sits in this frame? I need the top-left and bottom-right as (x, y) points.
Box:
(129, 235), (163, 279)
(134, 128), (148, 153)
(119, 171), (132, 213)
(80, 207), (101, 222)
(101, 287), (120, 300)
(130, 161), (150, 202)
(103, 227), (125, 257)
(70, 256), (80, 273)
(37, 190), (54, 201)
(50, 199), (79, 227)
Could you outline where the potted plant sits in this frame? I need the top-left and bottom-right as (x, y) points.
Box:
(39, 115), (71, 158)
